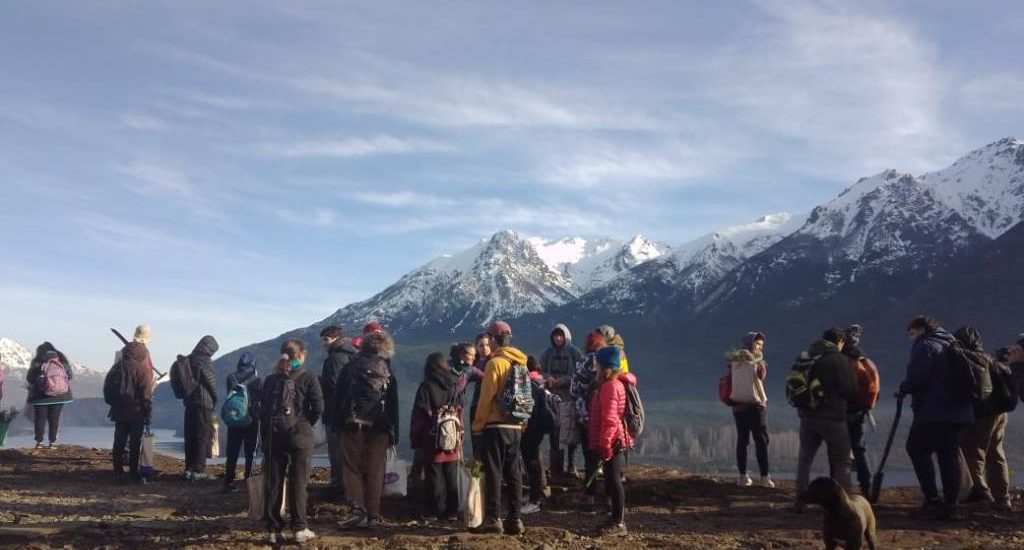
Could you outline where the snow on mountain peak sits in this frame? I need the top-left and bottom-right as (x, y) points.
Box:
(1, 336), (33, 371)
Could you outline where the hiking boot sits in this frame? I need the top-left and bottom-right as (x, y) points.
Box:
(598, 522), (627, 536)
(737, 474), (753, 487)
(293, 528), (316, 543)
(504, 518), (525, 535)
(760, 475), (776, 489)
(337, 509), (367, 530)
(469, 517), (504, 534)
(962, 488), (993, 504)
(520, 502), (541, 515)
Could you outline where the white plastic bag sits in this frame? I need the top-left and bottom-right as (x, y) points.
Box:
(139, 427), (155, 477)
(208, 420), (220, 458)
(464, 473), (483, 528)
(383, 446), (408, 497)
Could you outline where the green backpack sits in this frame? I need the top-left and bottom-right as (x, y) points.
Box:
(786, 351), (825, 410)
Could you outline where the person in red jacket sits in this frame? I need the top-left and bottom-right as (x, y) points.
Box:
(587, 346), (636, 536)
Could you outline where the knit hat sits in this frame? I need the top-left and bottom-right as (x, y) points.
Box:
(237, 351), (256, 369)
(362, 321), (384, 335)
(595, 346), (622, 370)
(596, 325), (616, 342)
(487, 320), (512, 337)
(133, 324), (152, 344)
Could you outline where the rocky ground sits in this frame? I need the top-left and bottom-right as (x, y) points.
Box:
(1, 445), (1022, 549)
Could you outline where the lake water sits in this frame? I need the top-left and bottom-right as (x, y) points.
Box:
(1, 425), (332, 467)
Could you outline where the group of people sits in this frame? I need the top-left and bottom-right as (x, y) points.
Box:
(721, 316), (1024, 523)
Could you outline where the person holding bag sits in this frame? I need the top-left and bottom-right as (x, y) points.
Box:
(260, 339), (324, 544)
(726, 332), (773, 488)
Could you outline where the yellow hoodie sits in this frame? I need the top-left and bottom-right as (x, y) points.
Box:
(471, 346), (529, 432)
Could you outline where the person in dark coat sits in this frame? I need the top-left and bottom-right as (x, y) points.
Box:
(540, 323), (583, 479)
(795, 329), (858, 506)
(468, 332), (490, 460)
(898, 316), (974, 521)
(842, 325), (880, 496)
(410, 352), (464, 521)
(319, 325), (358, 498)
(26, 342), (74, 449)
(521, 355), (553, 515)
(222, 351), (262, 492)
(335, 331), (400, 530)
(110, 327), (155, 483)
(184, 335), (218, 480)
(261, 339), (324, 544)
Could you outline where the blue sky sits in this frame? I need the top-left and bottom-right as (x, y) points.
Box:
(1, 0), (1022, 370)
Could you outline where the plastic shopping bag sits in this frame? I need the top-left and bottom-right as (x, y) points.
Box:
(383, 446), (408, 497)
(247, 472), (287, 520)
(208, 421), (220, 458)
(139, 426), (155, 477)
(464, 472), (483, 528)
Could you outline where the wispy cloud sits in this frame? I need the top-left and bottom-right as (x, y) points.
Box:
(75, 213), (215, 255)
(264, 135), (454, 159)
(114, 160), (198, 200)
(119, 113), (168, 131)
(350, 190), (457, 208)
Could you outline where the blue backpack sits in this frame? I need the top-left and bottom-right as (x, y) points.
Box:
(221, 375), (256, 428)
(498, 362), (535, 422)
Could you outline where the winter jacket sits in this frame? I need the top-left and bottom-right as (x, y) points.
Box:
(410, 365), (463, 463)
(335, 340), (400, 444)
(321, 338), (358, 427)
(472, 346), (529, 432)
(186, 335), (219, 410)
(798, 340), (857, 422)
(260, 366), (324, 450)
(27, 348), (74, 406)
(588, 372), (637, 460)
(109, 342), (155, 422)
(525, 371), (556, 437)
(900, 328), (974, 425)
(540, 324), (583, 399)
(727, 349), (767, 412)
(226, 356), (263, 423)
(953, 327), (998, 419)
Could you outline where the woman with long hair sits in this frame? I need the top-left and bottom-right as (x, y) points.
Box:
(587, 346), (637, 535)
(260, 339), (324, 544)
(26, 342), (74, 449)
(410, 351), (464, 521)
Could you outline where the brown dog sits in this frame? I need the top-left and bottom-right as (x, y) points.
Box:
(799, 477), (878, 550)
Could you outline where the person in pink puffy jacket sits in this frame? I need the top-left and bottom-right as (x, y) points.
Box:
(587, 346), (637, 536)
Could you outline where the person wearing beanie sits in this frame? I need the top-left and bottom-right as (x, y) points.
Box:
(133, 324), (152, 344)
(363, 321), (384, 335)
(470, 320), (528, 536)
(223, 351), (263, 492)
(587, 346), (637, 535)
(726, 332), (772, 488)
(540, 323), (583, 480)
(842, 324), (880, 496)
(572, 331), (606, 507)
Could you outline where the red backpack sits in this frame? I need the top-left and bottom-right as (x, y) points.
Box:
(852, 357), (880, 410)
(718, 366), (733, 406)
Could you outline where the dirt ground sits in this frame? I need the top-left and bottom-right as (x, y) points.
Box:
(1, 446), (1022, 549)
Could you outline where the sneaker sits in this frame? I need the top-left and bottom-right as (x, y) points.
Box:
(34, 442), (44, 450)
(761, 475), (776, 489)
(293, 528), (316, 543)
(268, 531), (281, 544)
(469, 517), (504, 534)
(337, 509), (367, 530)
(192, 472), (210, 481)
(278, 531), (294, 541)
(737, 474), (753, 487)
(504, 518), (525, 535)
(962, 488), (993, 504)
(598, 522), (627, 536)
(183, 471), (195, 481)
(520, 502), (541, 515)
(45, 442), (55, 450)
(445, 514), (459, 522)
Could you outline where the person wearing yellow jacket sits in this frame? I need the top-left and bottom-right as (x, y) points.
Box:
(470, 320), (528, 536)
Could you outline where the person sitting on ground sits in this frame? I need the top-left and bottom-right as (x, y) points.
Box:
(222, 351), (262, 493)
(587, 346), (637, 535)
(410, 352), (464, 522)
(260, 339), (323, 544)
(727, 331), (773, 488)
(521, 354), (555, 515)
(26, 341), (74, 450)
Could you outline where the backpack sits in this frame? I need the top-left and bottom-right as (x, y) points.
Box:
(786, 352), (825, 410)
(104, 346), (139, 407)
(989, 362), (1019, 414)
(169, 355), (197, 400)
(852, 357), (880, 411)
(947, 342), (993, 405)
(497, 362), (534, 422)
(221, 375), (256, 428)
(38, 357), (69, 397)
(347, 358), (391, 426)
(529, 378), (558, 432)
(622, 380), (645, 441)
(718, 371), (733, 406)
(269, 369), (300, 434)
(434, 404), (462, 453)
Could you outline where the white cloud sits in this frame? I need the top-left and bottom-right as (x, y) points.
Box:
(264, 135), (454, 159)
(114, 160), (197, 200)
(75, 213), (216, 256)
(350, 190), (456, 208)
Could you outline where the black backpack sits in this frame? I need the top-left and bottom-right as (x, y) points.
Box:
(947, 342), (993, 405)
(169, 355), (197, 400)
(269, 369), (301, 434)
(989, 362), (1019, 414)
(347, 357), (390, 427)
(528, 379), (557, 433)
(103, 358), (127, 407)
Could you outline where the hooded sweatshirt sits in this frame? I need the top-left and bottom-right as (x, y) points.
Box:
(186, 335), (219, 410)
(798, 340), (857, 422)
(588, 372), (638, 460)
(410, 365), (463, 462)
(109, 341), (154, 422)
(953, 326), (997, 419)
(540, 324), (583, 399)
(472, 345), (529, 432)
(901, 328), (974, 425)
(226, 352), (262, 421)
(321, 338), (359, 427)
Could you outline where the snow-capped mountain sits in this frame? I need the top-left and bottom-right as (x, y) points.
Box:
(529, 234), (670, 292)
(574, 212), (803, 314)
(0, 336), (107, 404)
